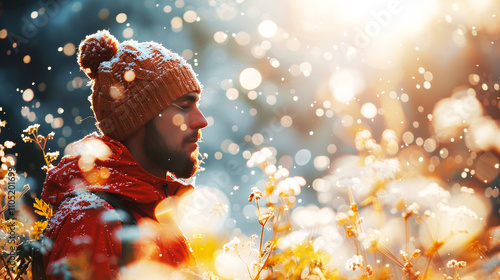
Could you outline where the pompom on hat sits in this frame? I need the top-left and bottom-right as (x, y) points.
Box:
(77, 30), (202, 141)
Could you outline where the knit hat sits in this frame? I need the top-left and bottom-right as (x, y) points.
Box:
(77, 30), (202, 141)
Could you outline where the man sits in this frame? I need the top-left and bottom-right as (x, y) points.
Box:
(40, 30), (207, 279)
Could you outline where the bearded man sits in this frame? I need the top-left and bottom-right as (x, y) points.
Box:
(40, 30), (208, 279)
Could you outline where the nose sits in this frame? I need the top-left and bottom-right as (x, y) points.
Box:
(189, 107), (208, 130)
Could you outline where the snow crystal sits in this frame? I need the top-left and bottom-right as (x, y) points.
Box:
(47, 192), (109, 232)
(100, 40), (188, 73)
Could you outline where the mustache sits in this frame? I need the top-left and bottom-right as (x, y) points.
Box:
(183, 130), (202, 144)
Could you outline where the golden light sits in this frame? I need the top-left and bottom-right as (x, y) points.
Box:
(419, 193), (489, 254)
(179, 186), (229, 234)
(432, 90), (484, 142)
(0, 29), (7, 39)
(123, 70), (135, 82)
(23, 55), (31, 64)
(68, 138), (112, 173)
(155, 197), (176, 224)
(328, 69), (365, 103)
(465, 116), (500, 152)
(214, 251), (249, 279)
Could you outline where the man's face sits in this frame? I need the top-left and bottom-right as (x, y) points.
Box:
(144, 92), (208, 179)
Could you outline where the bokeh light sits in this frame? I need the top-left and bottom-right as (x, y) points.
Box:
(239, 68), (262, 90)
(63, 43), (76, 56)
(328, 69), (365, 103)
(22, 88), (34, 102)
(258, 20), (278, 38)
(360, 102), (377, 119)
(116, 13), (127, 23)
(3, 1), (500, 279)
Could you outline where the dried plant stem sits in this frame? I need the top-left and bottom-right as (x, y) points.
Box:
(377, 243), (404, 268)
(423, 232), (456, 279)
(236, 254), (252, 278)
(422, 256), (432, 280)
(347, 186), (369, 268)
(1, 254), (15, 280)
(376, 243), (420, 280)
(253, 233), (275, 280)
(33, 129), (50, 167)
(13, 263), (27, 280)
(254, 197), (290, 280)
(256, 199), (264, 253)
(453, 266), (459, 280)
(256, 199), (262, 219)
(1, 186), (31, 217)
(259, 225), (265, 255)
(405, 218), (410, 257)
(253, 197), (274, 280)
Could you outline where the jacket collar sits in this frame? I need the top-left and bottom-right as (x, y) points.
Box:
(42, 133), (194, 209)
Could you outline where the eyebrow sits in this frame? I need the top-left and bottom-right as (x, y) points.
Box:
(174, 93), (199, 103)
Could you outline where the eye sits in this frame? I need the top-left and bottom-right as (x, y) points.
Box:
(171, 103), (190, 111)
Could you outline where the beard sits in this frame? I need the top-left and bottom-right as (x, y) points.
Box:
(144, 120), (200, 179)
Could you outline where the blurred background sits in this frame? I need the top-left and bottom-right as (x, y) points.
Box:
(1, 0), (499, 255)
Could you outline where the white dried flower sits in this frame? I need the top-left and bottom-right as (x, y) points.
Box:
(439, 205), (478, 221)
(345, 255), (363, 271)
(273, 167), (290, 180)
(446, 259), (466, 269)
(275, 176), (306, 197)
(460, 186), (474, 195)
(369, 158), (400, 180)
(418, 182), (450, 202)
(223, 237), (241, 254)
(336, 177), (361, 188)
(247, 147), (273, 167)
(360, 229), (384, 251)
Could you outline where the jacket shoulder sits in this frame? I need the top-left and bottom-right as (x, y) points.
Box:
(46, 192), (116, 233)
(43, 192), (124, 280)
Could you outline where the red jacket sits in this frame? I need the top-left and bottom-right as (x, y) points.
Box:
(41, 133), (196, 279)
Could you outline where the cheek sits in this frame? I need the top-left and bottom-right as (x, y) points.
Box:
(172, 114), (185, 126)
(171, 114), (187, 131)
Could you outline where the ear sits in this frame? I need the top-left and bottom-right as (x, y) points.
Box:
(123, 124), (146, 155)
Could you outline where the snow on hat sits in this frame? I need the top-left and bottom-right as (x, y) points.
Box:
(77, 30), (202, 141)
